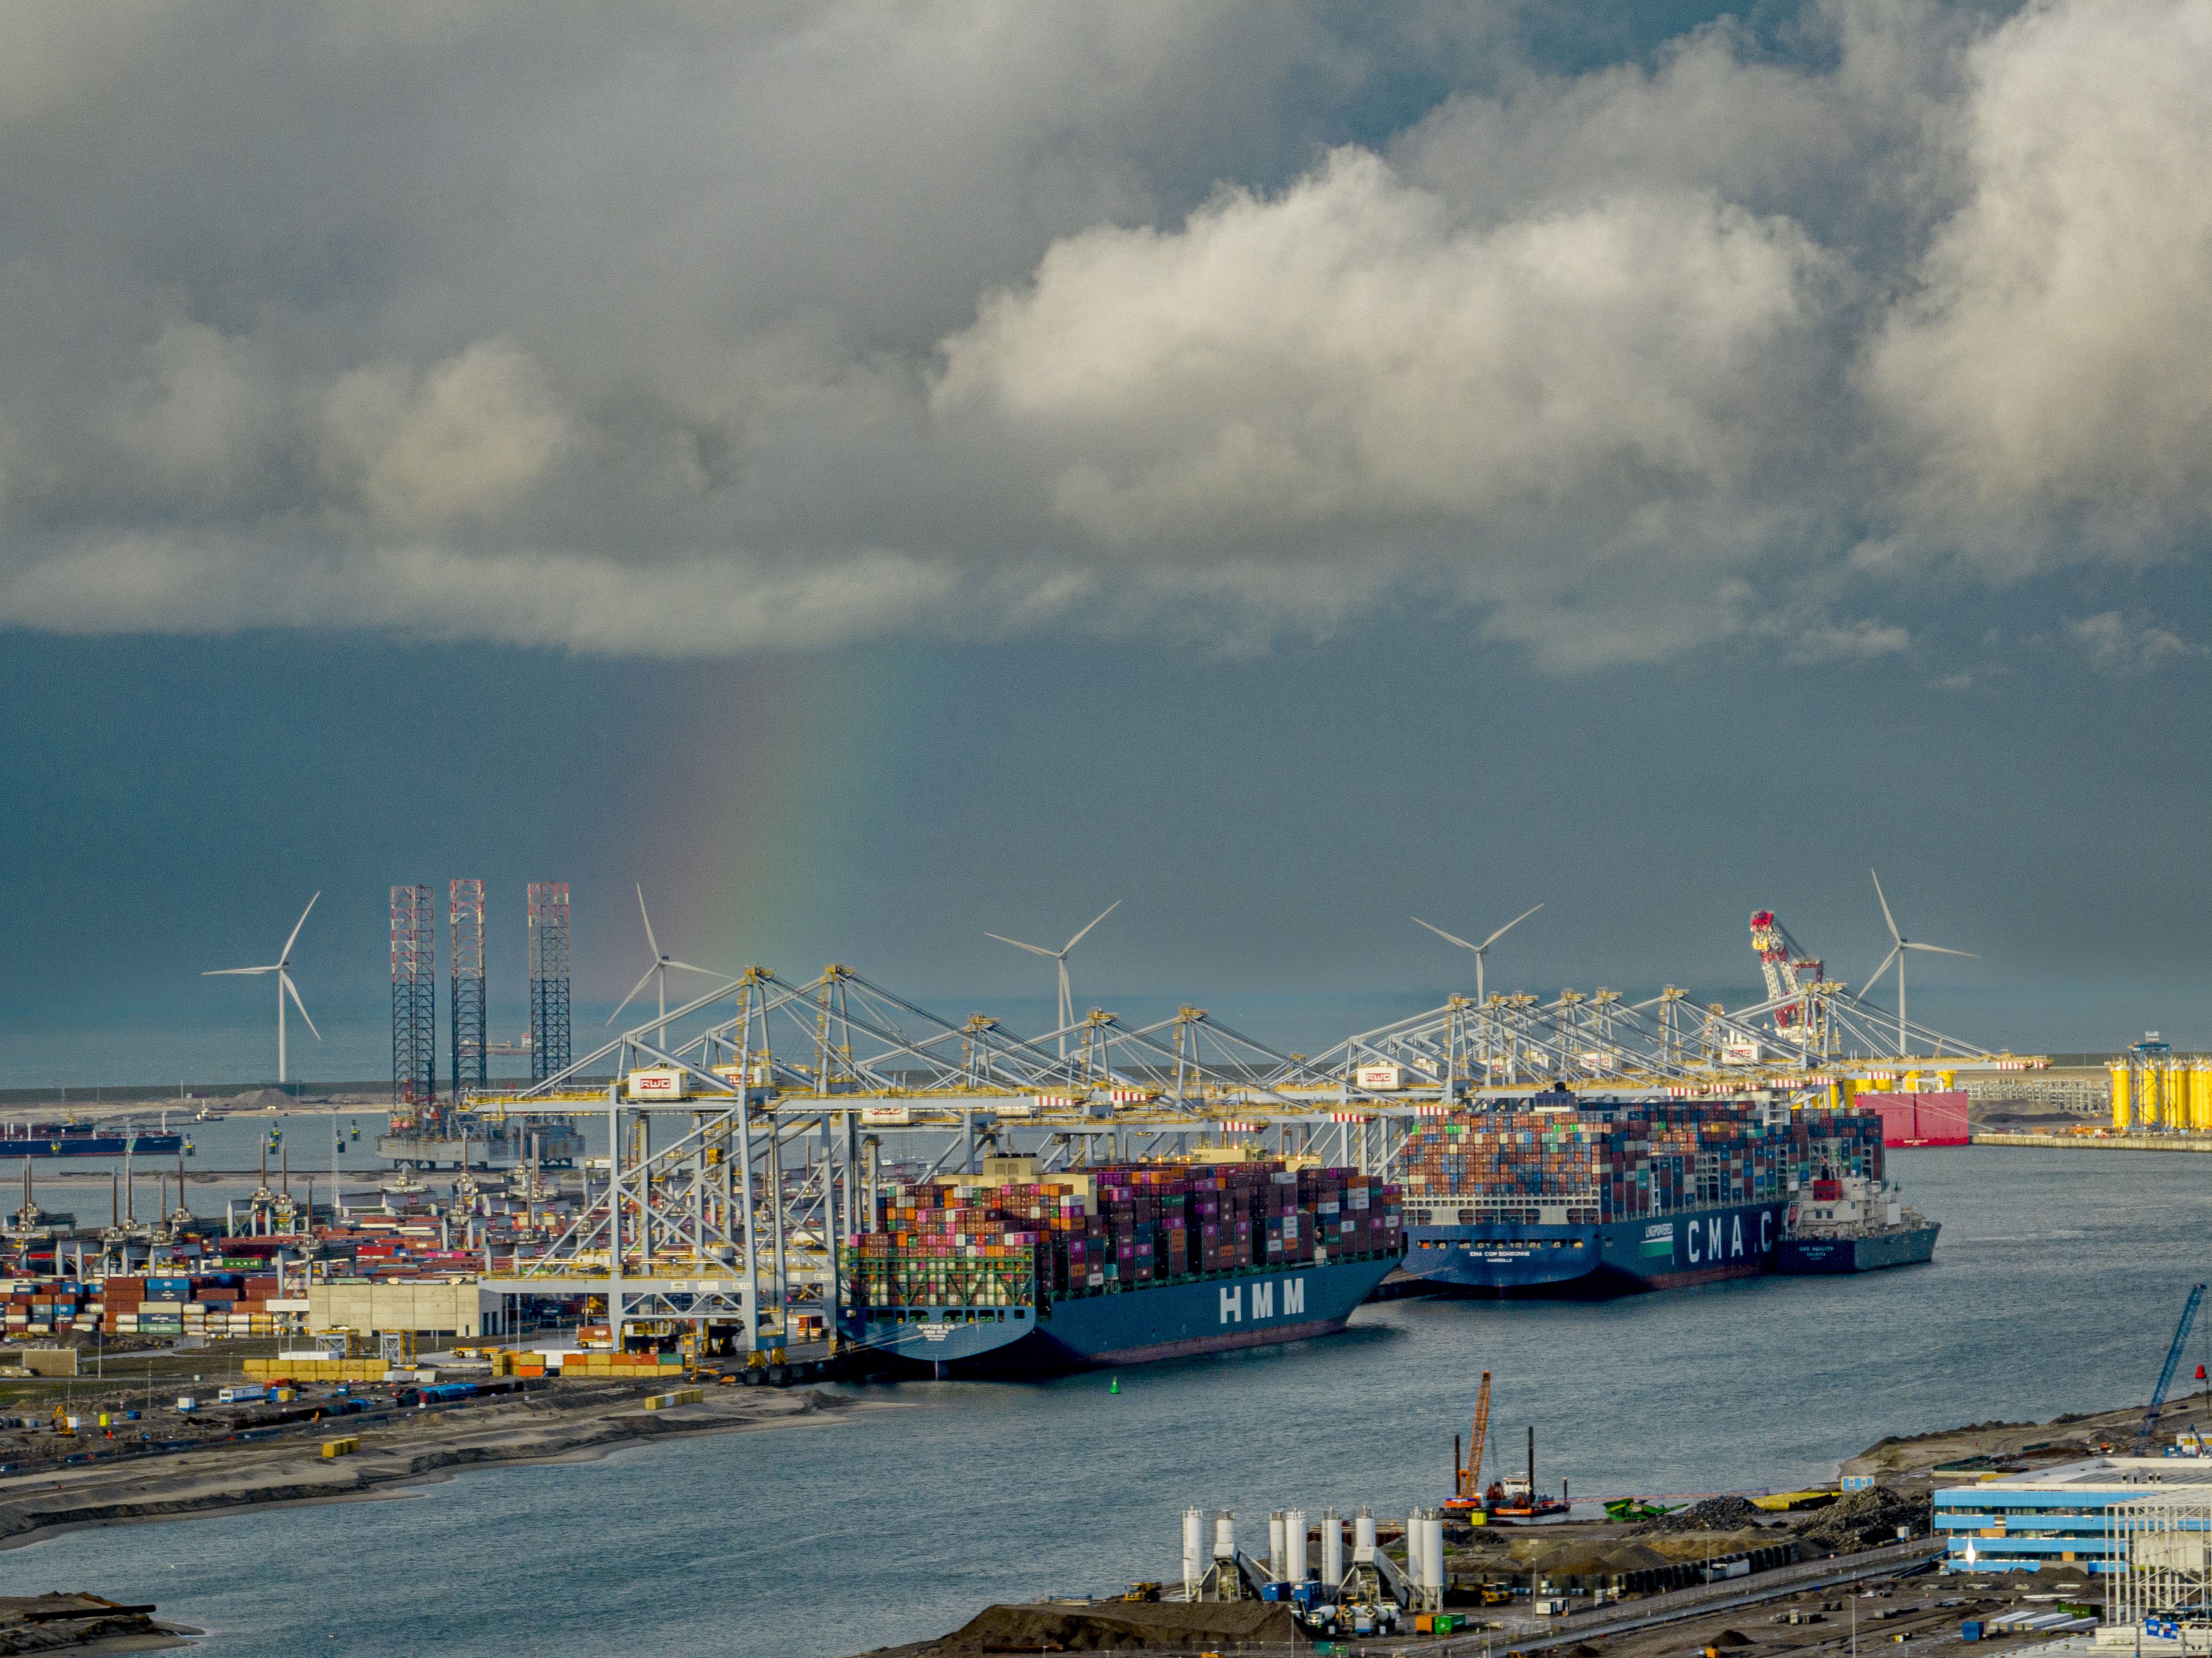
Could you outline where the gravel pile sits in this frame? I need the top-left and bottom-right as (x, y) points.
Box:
(1794, 1486), (1932, 1552)
(1633, 1496), (1768, 1534)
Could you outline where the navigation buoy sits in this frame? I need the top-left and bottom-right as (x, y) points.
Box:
(1109, 1377), (1120, 1394)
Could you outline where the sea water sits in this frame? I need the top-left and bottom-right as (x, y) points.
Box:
(13, 1146), (2208, 1656)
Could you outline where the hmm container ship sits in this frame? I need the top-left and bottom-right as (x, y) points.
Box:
(840, 1153), (1402, 1375)
(1396, 1093), (1934, 1296)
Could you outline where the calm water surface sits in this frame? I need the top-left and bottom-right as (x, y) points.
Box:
(15, 1147), (2210, 1657)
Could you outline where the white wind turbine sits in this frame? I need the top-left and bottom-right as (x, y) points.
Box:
(1860, 869), (1975, 1056)
(1411, 904), (1543, 1004)
(607, 884), (728, 1051)
(986, 900), (1120, 1059)
(204, 892), (322, 1084)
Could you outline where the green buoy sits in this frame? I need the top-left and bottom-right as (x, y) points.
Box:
(1109, 1377), (1120, 1394)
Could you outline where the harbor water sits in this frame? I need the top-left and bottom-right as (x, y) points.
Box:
(13, 1146), (2208, 1657)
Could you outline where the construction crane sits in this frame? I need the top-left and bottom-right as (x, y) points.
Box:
(2134, 1283), (2207, 1456)
(1446, 1372), (1492, 1512)
(1749, 910), (1824, 1037)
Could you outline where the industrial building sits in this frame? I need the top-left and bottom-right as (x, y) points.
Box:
(1934, 1455), (2212, 1575)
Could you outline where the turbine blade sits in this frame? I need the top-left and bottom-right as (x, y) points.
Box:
(1411, 917), (1482, 953)
(985, 932), (1058, 958)
(204, 965), (280, 976)
(1061, 899), (1122, 955)
(606, 963), (659, 1025)
(283, 971), (321, 1041)
(1478, 904), (1544, 952)
(636, 884), (660, 960)
(280, 891), (320, 964)
(1858, 944), (1902, 997)
(1903, 942), (1977, 958)
(662, 960), (730, 978)
(1871, 869), (1900, 943)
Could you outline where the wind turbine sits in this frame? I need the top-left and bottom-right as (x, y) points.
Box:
(607, 884), (727, 1051)
(1411, 904), (1543, 1004)
(986, 900), (1120, 1059)
(204, 892), (321, 1085)
(1860, 870), (1975, 1056)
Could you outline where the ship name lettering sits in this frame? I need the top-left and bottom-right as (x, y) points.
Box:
(1760, 1210), (1773, 1252)
(1707, 1217), (1723, 1260)
(1251, 1281), (1275, 1319)
(1218, 1286), (1242, 1323)
(1282, 1277), (1304, 1316)
(1730, 1216), (1744, 1257)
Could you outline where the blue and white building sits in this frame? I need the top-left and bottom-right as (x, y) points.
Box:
(1935, 1456), (2212, 1577)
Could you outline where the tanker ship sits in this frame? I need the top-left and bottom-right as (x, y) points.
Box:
(1395, 1093), (1911, 1296)
(0, 1120), (190, 1158)
(840, 1153), (1402, 1375)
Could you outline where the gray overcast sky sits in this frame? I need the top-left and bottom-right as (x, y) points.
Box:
(3, 1), (2209, 1084)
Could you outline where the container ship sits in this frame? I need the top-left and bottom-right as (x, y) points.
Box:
(0, 1121), (189, 1158)
(1776, 1171), (1939, 1272)
(1395, 1093), (1914, 1296)
(839, 1153), (1402, 1375)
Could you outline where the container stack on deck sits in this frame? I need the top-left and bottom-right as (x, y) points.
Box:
(843, 1160), (1402, 1316)
(1399, 1102), (1886, 1219)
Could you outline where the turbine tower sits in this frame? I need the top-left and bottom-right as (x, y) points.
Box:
(1860, 870), (1975, 1056)
(986, 900), (1120, 1059)
(607, 884), (727, 1051)
(1411, 905), (1543, 1004)
(204, 892), (321, 1085)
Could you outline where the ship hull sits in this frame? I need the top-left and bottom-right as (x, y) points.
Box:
(1776, 1222), (1939, 1274)
(846, 1253), (1400, 1376)
(1400, 1200), (1788, 1297)
(0, 1133), (186, 1158)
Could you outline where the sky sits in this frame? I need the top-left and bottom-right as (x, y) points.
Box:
(3, 0), (2210, 1086)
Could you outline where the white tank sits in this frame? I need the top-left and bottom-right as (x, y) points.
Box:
(1421, 1517), (1446, 1591)
(1286, 1508), (1308, 1583)
(1409, 1510), (1424, 1582)
(1354, 1509), (1376, 1564)
(1322, 1509), (1343, 1584)
(1269, 1512), (1287, 1580)
(1213, 1509), (1237, 1560)
(1182, 1507), (1204, 1589)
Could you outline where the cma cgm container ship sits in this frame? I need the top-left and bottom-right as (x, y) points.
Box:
(1396, 1094), (1907, 1296)
(839, 1154), (1402, 1376)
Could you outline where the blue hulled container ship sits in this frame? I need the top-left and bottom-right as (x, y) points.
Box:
(841, 1152), (1403, 1375)
(1394, 1094), (1912, 1297)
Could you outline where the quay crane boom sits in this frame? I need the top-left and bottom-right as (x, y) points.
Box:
(2134, 1283), (2207, 1456)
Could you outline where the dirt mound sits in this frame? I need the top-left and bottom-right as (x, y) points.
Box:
(1794, 1486), (1931, 1552)
(1528, 1541), (1671, 1578)
(1634, 1496), (1767, 1534)
(1714, 1631), (1754, 1647)
(226, 1087), (297, 1111)
(930, 1601), (1300, 1654)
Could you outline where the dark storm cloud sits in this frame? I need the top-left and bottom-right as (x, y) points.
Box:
(1, 1), (2209, 668)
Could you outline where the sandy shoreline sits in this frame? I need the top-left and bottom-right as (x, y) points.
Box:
(0, 1385), (897, 1557)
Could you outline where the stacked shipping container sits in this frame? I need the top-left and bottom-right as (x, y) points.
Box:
(842, 1159), (1402, 1314)
(1399, 1102), (1886, 1222)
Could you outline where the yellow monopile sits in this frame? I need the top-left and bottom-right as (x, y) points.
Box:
(2112, 1063), (2132, 1131)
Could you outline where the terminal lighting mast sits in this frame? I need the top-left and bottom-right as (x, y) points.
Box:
(391, 884), (437, 1108)
(450, 878), (487, 1100)
(528, 882), (571, 1082)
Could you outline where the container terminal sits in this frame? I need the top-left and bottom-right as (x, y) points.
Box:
(2, 888), (2047, 1377)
